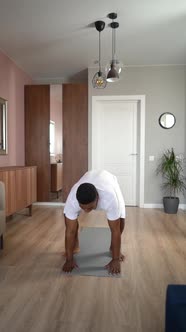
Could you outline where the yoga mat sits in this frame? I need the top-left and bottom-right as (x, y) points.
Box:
(70, 227), (122, 278)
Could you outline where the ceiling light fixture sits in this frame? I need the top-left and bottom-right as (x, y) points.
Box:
(92, 21), (107, 89)
(107, 13), (120, 83)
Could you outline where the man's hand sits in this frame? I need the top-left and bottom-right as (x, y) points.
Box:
(105, 259), (121, 274)
(62, 259), (79, 273)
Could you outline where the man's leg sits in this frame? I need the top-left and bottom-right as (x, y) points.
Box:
(110, 218), (125, 261)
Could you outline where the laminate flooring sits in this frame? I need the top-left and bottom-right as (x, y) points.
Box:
(0, 206), (186, 332)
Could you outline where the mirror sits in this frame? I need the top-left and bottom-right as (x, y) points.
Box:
(50, 85), (63, 203)
(49, 120), (55, 156)
(159, 112), (176, 129)
(0, 97), (8, 154)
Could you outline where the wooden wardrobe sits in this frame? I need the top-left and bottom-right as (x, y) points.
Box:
(25, 84), (88, 202)
(0, 166), (37, 217)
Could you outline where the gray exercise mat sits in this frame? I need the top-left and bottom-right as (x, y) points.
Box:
(70, 227), (121, 278)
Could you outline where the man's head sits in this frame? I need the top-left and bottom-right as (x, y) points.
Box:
(76, 183), (98, 212)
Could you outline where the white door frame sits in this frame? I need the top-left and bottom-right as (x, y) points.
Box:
(89, 95), (145, 208)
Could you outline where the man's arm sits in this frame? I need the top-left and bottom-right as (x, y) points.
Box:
(108, 219), (121, 259)
(63, 217), (78, 272)
(106, 219), (121, 274)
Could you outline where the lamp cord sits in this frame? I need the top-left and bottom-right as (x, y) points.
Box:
(99, 31), (101, 72)
(112, 21), (116, 62)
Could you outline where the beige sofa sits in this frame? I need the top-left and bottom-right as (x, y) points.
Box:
(0, 181), (5, 249)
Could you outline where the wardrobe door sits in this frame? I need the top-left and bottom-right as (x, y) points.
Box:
(25, 85), (50, 201)
(63, 84), (88, 201)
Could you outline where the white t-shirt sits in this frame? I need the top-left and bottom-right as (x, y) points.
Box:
(64, 170), (126, 221)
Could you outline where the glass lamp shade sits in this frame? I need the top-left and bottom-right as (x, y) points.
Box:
(92, 71), (107, 89)
(106, 60), (121, 82)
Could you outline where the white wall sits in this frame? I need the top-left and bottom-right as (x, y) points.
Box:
(88, 66), (186, 205)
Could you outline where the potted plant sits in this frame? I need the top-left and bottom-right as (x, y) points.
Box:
(156, 148), (186, 214)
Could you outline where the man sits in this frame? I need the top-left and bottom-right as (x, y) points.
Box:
(62, 170), (126, 274)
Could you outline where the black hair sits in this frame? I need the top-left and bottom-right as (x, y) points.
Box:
(76, 183), (97, 204)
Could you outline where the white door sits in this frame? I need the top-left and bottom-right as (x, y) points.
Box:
(92, 100), (138, 206)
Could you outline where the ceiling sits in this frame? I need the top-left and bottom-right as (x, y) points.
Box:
(0, 0), (186, 83)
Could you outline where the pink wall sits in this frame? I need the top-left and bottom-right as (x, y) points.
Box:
(0, 50), (32, 167)
(50, 85), (63, 159)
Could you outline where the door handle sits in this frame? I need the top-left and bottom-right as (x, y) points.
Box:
(130, 153), (138, 155)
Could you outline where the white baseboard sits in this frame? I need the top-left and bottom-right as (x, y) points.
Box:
(143, 204), (163, 208)
(179, 204), (186, 210)
(144, 203), (186, 210)
(33, 202), (65, 207)
(34, 202), (186, 210)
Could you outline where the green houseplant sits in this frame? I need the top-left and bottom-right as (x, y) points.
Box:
(156, 148), (186, 214)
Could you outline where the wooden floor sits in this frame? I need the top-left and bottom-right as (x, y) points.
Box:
(0, 206), (186, 332)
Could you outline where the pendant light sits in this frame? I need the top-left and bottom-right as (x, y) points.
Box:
(107, 13), (120, 82)
(92, 21), (107, 89)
